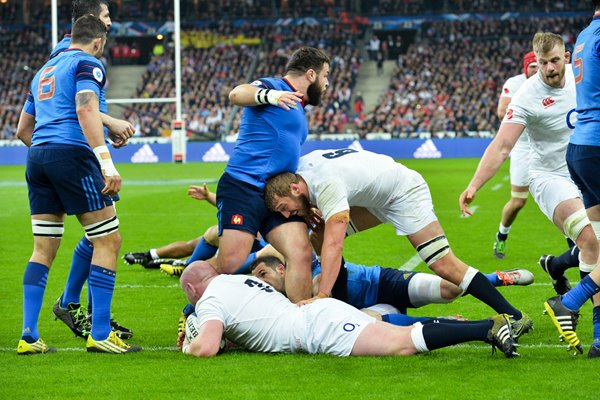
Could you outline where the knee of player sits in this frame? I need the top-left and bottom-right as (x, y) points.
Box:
(510, 196), (528, 209)
(203, 225), (219, 247)
(440, 280), (462, 300)
(576, 227), (599, 256)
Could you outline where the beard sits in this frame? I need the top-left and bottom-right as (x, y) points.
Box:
(296, 194), (312, 217)
(306, 80), (324, 106)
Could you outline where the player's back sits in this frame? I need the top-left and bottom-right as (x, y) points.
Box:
(30, 49), (105, 147)
(571, 17), (600, 146)
(225, 77), (308, 189)
(195, 275), (301, 353)
(298, 149), (418, 211)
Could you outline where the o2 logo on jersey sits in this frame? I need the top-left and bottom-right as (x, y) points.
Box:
(573, 44), (584, 84)
(92, 67), (104, 83)
(37, 66), (56, 101)
(343, 323), (358, 332)
(566, 108), (578, 130)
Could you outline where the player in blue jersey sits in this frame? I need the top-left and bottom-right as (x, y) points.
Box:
(14, 16), (140, 355)
(250, 250), (533, 322)
(547, 0), (600, 358)
(216, 47), (330, 302)
(17, 0), (136, 341)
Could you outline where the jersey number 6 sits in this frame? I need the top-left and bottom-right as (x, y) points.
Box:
(38, 66), (57, 101)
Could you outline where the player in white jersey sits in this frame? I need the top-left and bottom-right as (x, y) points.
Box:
(492, 51), (538, 259)
(264, 148), (532, 339)
(459, 32), (599, 354)
(178, 261), (518, 358)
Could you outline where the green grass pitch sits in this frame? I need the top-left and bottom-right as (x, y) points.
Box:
(0, 158), (597, 400)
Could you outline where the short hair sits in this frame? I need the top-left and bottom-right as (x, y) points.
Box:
(72, 0), (109, 24)
(595, 0), (600, 11)
(264, 172), (300, 211)
(285, 47), (330, 76)
(249, 255), (285, 272)
(71, 15), (107, 45)
(532, 32), (565, 55)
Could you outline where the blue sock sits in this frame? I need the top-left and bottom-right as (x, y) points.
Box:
(186, 238), (218, 264)
(235, 252), (257, 275)
(484, 272), (500, 286)
(382, 313), (431, 326)
(61, 236), (93, 306)
(88, 264), (116, 341)
(562, 275), (600, 311)
(22, 262), (49, 342)
(593, 306), (600, 347)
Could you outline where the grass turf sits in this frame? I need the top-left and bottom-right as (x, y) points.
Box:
(0, 159), (597, 400)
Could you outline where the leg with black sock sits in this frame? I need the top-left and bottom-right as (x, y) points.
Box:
(420, 319), (493, 350)
(546, 246), (580, 279)
(460, 267), (522, 319)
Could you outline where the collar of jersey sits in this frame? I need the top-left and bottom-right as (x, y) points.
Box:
(65, 48), (84, 53)
(283, 77), (306, 108)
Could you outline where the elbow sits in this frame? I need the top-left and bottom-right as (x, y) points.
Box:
(228, 89), (239, 104)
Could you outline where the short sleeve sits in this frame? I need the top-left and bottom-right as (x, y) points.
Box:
(195, 295), (226, 327)
(23, 91), (35, 116)
(315, 180), (350, 222)
(75, 59), (106, 97)
(250, 78), (274, 89)
(502, 88), (531, 126)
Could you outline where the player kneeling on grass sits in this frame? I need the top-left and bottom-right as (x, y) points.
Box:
(178, 261), (519, 358)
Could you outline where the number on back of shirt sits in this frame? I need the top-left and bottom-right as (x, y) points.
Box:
(37, 66), (56, 101)
(244, 278), (274, 293)
(322, 149), (358, 159)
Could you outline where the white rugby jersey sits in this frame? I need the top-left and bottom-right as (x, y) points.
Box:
(297, 149), (421, 222)
(500, 73), (530, 149)
(195, 275), (302, 353)
(503, 66), (576, 176)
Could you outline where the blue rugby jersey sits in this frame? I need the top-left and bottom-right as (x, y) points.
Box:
(49, 34), (72, 59)
(571, 15), (600, 146)
(311, 256), (381, 309)
(224, 77), (309, 189)
(29, 49), (106, 147)
(48, 36), (108, 116)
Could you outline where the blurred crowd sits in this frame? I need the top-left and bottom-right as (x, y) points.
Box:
(124, 18), (365, 139)
(356, 15), (588, 138)
(0, 9), (591, 141)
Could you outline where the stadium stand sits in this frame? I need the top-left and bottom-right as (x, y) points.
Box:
(0, 3), (591, 141)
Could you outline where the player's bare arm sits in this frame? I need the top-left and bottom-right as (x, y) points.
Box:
(16, 110), (35, 147)
(459, 123), (525, 215)
(76, 90), (121, 196)
(298, 210), (349, 305)
(100, 113), (135, 148)
(229, 83), (303, 110)
(183, 319), (224, 357)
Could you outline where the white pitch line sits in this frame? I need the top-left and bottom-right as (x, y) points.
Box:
(116, 284), (180, 289)
(503, 175), (510, 181)
(0, 343), (584, 352)
(491, 183), (504, 191)
(0, 178), (220, 188)
(399, 254), (422, 271)
(1, 346), (178, 352)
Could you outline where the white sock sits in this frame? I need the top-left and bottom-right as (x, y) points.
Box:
(150, 249), (159, 259)
(499, 223), (511, 235)
(410, 323), (429, 352)
(458, 266), (479, 291)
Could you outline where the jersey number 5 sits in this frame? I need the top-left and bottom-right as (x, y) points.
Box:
(38, 66), (56, 101)
(573, 44), (584, 85)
